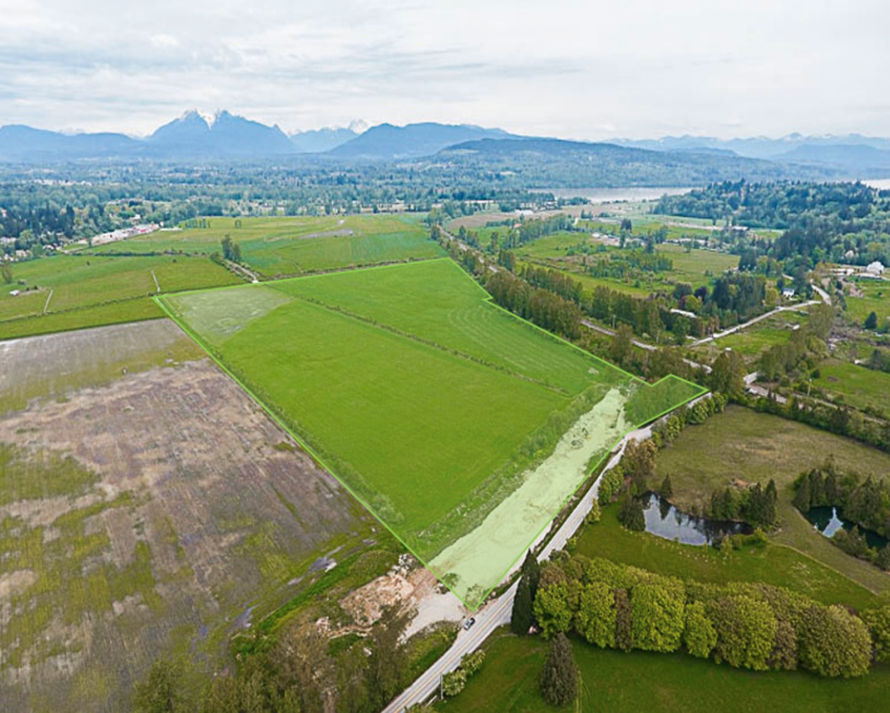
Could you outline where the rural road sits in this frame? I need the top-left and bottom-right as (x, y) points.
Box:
(689, 301), (819, 347)
(381, 422), (656, 713)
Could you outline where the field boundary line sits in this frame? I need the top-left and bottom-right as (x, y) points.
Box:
(42, 288), (53, 314)
(151, 270), (160, 293)
(153, 260), (706, 610)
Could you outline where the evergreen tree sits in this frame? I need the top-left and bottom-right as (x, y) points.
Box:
(618, 491), (646, 532)
(865, 311), (879, 330)
(539, 633), (578, 707)
(661, 474), (673, 500)
(793, 475), (812, 512)
(133, 658), (186, 713)
(511, 574), (534, 635)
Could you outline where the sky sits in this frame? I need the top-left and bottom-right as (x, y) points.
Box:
(1, 0), (889, 140)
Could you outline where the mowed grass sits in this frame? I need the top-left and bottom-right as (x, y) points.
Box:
(0, 254), (241, 340)
(162, 260), (702, 575)
(197, 296), (569, 532)
(576, 505), (877, 610)
(270, 260), (628, 396)
(656, 406), (890, 595)
(84, 214), (444, 277)
(435, 633), (890, 713)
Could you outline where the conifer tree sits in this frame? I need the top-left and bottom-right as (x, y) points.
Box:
(539, 633), (578, 707)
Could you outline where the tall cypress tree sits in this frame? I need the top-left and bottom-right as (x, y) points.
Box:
(511, 575), (534, 635)
(539, 633), (578, 707)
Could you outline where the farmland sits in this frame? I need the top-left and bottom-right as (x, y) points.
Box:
(812, 358), (890, 417)
(160, 259), (704, 607)
(0, 254), (242, 340)
(83, 214), (444, 277)
(0, 321), (369, 712)
(843, 277), (890, 326)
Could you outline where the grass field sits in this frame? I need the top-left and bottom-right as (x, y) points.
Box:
(83, 214), (444, 277)
(691, 310), (809, 364)
(161, 259), (703, 606)
(0, 254), (241, 340)
(655, 406), (890, 596)
(0, 321), (369, 712)
(812, 359), (890, 416)
(575, 505), (877, 611)
(435, 632), (890, 713)
(843, 278), (890, 326)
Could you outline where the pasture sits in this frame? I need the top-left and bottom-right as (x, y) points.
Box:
(812, 358), (890, 417)
(83, 214), (444, 277)
(161, 259), (703, 606)
(0, 321), (368, 712)
(843, 277), (890, 327)
(0, 254), (241, 340)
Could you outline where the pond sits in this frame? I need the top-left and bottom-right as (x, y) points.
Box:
(804, 506), (889, 550)
(641, 492), (753, 546)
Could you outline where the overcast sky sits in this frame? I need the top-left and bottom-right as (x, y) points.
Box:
(1, 0), (888, 139)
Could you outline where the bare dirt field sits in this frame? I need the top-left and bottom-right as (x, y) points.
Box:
(0, 320), (368, 712)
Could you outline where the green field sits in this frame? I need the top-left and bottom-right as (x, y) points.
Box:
(655, 406), (890, 596)
(0, 254), (241, 340)
(576, 505), (877, 611)
(813, 359), (890, 416)
(844, 278), (890, 327)
(160, 259), (703, 607)
(83, 215), (444, 277)
(435, 633), (890, 713)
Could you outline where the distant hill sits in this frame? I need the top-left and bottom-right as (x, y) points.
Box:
(433, 138), (842, 187)
(774, 144), (890, 174)
(0, 125), (136, 160)
(614, 134), (890, 175)
(290, 127), (358, 153)
(326, 122), (520, 160)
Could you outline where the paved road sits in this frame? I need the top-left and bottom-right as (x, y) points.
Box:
(381, 423), (656, 713)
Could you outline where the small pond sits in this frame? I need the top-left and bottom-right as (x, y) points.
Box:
(641, 492), (753, 546)
(804, 506), (889, 550)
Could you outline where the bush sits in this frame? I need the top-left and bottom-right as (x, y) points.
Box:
(709, 595), (777, 671)
(683, 602), (717, 659)
(798, 605), (872, 678)
(533, 581), (574, 639)
(574, 582), (616, 649)
(630, 582), (686, 652)
(862, 605), (890, 663)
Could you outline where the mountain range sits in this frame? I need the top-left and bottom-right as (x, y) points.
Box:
(1, 110), (889, 181)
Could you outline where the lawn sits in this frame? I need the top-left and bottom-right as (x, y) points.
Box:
(655, 406), (890, 596)
(813, 358), (890, 416)
(83, 214), (444, 277)
(435, 632), (890, 713)
(0, 254), (241, 340)
(161, 259), (703, 606)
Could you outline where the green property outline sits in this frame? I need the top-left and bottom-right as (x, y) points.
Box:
(154, 256), (707, 611)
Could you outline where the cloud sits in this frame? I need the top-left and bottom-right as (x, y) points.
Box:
(0, 0), (888, 138)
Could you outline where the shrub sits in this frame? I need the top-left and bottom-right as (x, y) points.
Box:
(683, 601), (717, 659)
(862, 605), (890, 663)
(798, 605), (872, 678)
(574, 582), (616, 649)
(709, 595), (777, 671)
(630, 582), (686, 652)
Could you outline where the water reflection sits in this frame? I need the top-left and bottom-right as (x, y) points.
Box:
(641, 492), (753, 546)
(804, 506), (889, 550)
